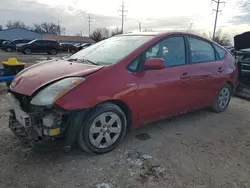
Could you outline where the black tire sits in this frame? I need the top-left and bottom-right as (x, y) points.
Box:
(51, 49), (57, 55)
(6, 81), (11, 87)
(78, 103), (127, 154)
(24, 48), (31, 55)
(6, 47), (12, 52)
(212, 83), (232, 113)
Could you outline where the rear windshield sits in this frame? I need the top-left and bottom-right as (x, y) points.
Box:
(68, 35), (154, 65)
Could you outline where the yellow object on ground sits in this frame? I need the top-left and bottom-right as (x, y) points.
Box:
(2, 58), (25, 66)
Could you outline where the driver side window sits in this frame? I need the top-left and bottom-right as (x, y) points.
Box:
(145, 36), (186, 67)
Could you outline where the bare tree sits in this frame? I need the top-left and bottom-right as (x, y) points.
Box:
(6, 20), (28, 29)
(201, 29), (231, 46)
(111, 28), (122, 36)
(75, 33), (82, 36)
(90, 28), (110, 42)
(33, 22), (65, 35)
(143, 28), (153, 32)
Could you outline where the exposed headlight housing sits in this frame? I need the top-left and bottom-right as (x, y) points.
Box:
(31, 77), (85, 106)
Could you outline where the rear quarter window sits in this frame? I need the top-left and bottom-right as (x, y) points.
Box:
(213, 44), (227, 60)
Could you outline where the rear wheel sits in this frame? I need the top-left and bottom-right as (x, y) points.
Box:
(51, 49), (57, 55)
(212, 83), (232, 113)
(78, 103), (127, 154)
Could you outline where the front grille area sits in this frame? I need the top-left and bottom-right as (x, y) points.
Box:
(10, 91), (31, 112)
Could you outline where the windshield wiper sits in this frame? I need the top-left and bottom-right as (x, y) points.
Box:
(67, 58), (98, 65)
(67, 58), (78, 62)
(84, 59), (99, 65)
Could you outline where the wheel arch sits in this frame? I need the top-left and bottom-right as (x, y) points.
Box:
(97, 99), (132, 131)
(225, 80), (235, 94)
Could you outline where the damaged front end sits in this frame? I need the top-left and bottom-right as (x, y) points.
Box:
(8, 92), (71, 149)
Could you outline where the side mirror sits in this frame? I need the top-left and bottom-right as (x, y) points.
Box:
(144, 58), (165, 70)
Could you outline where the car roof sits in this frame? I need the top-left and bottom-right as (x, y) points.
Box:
(119, 31), (206, 39)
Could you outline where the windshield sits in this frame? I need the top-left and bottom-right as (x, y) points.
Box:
(28, 40), (37, 44)
(68, 35), (154, 65)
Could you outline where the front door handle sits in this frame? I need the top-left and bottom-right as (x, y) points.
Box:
(180, 72), (190, 79)
(217, 67), (224, 73)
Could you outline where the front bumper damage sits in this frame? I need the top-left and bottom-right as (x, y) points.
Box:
(8, 92), (89, 152)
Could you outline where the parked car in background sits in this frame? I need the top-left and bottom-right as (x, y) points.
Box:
(60, 43), (77, 53)
(0, 39), (6, 48)
(2, 39), (32, 52)
(16, 39), (60, 55)
(8, 32), (237, 154)
(75, 43), (92, 51)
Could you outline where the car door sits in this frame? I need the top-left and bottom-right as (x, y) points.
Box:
(32, 40), (42, 52)
(136, 36), (196, 124)
(186, 36), (226, 108)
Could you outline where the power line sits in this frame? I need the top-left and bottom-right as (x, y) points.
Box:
(211, 0), (225, 40)
(87, 14), (93, 37)
(118, 1), (128, 34)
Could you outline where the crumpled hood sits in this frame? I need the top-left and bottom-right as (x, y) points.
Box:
(10, 59), (103, 96)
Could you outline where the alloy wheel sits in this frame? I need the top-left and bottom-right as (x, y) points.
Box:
(89, 112), (122, 149)
(6, 47), (12, 52)
(51, 49), (57, 55)
(218, 87), (230, 109)
(25, 49), (31, 54)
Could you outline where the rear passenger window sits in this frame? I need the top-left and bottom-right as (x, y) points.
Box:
(188, 37), (216, 63)
(214, 45), (226, 60)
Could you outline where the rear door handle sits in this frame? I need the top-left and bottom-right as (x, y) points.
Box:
(180, 72), (190, 79)
(217, 67), (224, 73)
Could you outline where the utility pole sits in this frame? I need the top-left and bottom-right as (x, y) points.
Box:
(57, 20), (61, 35)
(187, 22), (193, 32)
(212, 0), (225, 40)
(139, 22), (141, 32)
(118, 1), (127, 34)
(87, 14), (93, 37)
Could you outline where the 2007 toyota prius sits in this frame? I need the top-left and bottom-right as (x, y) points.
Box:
(8, 32), (237, 154)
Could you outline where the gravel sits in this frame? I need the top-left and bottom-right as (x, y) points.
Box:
(0, 51), (249, 187)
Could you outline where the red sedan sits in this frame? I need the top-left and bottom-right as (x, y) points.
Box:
(8, 32), (237, 154)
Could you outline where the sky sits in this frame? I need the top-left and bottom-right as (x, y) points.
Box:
(0, 0), (249, 38)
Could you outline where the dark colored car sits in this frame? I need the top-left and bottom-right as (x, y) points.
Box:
(16, 39), (60, 55)
(8, 32), (237, 154)
(75, 43), (92, 51)
(3, 39), (32, 52)
(0, 39), (7, 48)
(60, 43), (77, 53)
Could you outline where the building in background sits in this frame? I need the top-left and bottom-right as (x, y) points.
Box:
(43, 34), (95, 44)
(0, 28), (94, 44)
(0, 28), (43, 41)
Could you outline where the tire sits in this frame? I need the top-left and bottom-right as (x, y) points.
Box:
(6, 81), (11, 87)
(212, 83), (232, 113)
(78, 103), (127, 154)
(6, 47), (12, 52)
(51, 49), (57, 55)
(24, 48), (31, 55)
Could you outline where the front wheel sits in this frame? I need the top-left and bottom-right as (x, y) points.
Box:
(212, 83), (232, 113)
(78, 103), (127, 154)
(24, 48), (31, 55)
(6, 47), (12, 52)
